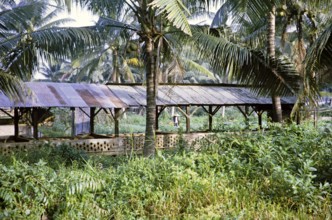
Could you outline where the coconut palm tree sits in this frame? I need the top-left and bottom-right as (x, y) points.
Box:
(0, 0), (45, 98)
(0, 0), (100, 98)
(190, 26), (299, 95)
(76, 0), (195, 156)
(209, 0), (332, 122)
(275, 1), (332, 118)
(1, 0), (302, 155)
(209, 0), (285, 121)
(38, 59), (73, 82)
(66, 16), (144, 84)
(305, 21), (332, 94)
(76, 0), (304, 155)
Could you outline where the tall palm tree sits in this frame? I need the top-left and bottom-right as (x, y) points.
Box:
(268, 5), (283, 122)
(305, 21), (332, 95)
(0, 0), (100, 98)
(77, 0), (303, 155)
(76, 0), (194, 156)
(67, 16), (144, 84)
(275, 1), (332, 117)
(210, 0), (284, 121)
(190, 25), (299, 96)
(1, 0), (302, 155)
(209, 0), (332, 122)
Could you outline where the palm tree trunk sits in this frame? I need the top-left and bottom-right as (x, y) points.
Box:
(268, 5), (282, 122)
(111, 48), (120, 83)
(143, 37), (157, 156)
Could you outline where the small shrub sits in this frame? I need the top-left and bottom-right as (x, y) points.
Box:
(2, 143), (89, 169)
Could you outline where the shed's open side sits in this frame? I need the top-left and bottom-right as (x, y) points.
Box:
(0, 82), (296, 140)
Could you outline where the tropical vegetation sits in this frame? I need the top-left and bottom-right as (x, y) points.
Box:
(0, 0), (100, 98)
(0, 0), (313, 155)
(1, 1), (332, 218)
(1, 123), (332, 219)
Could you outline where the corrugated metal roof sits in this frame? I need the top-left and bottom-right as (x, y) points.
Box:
(0, 82), (296, 108)
(108, 85), (295, 106)
(0, 82), (127, 108)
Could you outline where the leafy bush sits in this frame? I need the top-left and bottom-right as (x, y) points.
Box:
(0, 143), (89, 169)
(195, 123), (332, 211)
(0, 160), (57, 219)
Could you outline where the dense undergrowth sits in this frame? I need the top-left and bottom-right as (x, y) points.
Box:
(1, 123), (332, 219)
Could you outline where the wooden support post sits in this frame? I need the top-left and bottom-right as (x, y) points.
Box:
(208, 106), (213, 131)
(156, 106), (159, 131)
(32, 108), (39, 139)
(186, 106), (190, 133)
(71, 107), (75, 138)
(237, 106), (249, 128)
(202, 106), (221, 132)
(245, 106), (250, 128)
(258, 111), (263, 129)
(14, 108), (19, 139)
(155, 106), (166, 131)
(114, 108), (121, 137)
(90, 107), (95, 134)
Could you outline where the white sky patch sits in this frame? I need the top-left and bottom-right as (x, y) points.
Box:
(58, 5), (99, 27)
(188, 1), (229, 26)
(35, 5), (98, 80)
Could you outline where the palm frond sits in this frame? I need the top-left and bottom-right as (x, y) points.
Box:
(306, 23), (332, 73)
(0, 70), (25, 100)
(240, 17), (267, 47)
(96, 17), (138, 32)
(0, 0), (15, 6)
(224, 0), (272, 25)
(0, 1), (46, 32)
(1, 26), (101, 81)
(211, 3), (230, 28)
(70, 47), (110, 82)
(192, 29), (301, 96)
(122, 58), (135, 82)
(77, 0), (126, 18)
(32, 26), (101, 52)
(306, 0), (332, 10)
(164, 57), (184, 79)
(33, 4), (63, 28)
(304, 22), (332, 99)
(182, 58), (215, 79)
(149, 0), (192, 36)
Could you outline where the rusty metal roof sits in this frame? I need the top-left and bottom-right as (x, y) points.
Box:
(107, 85), (295, 106)
(0, 82), (296, 108)
(0, 82), (127, 108)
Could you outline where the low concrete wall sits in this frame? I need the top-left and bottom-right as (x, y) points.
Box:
(0, 133), (212, 155)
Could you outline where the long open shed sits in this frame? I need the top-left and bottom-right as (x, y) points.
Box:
(0, 82), (296, 140)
